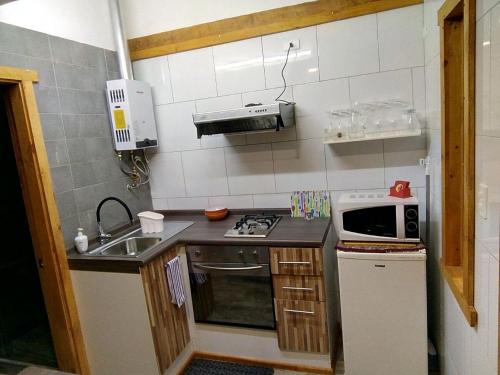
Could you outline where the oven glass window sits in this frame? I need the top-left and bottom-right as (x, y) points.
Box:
(189, 266), (275, 329)
(343, 206), (397, 238)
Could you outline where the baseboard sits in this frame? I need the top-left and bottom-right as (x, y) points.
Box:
(189, 351), (333, 374)
(176, 351), (196, 375)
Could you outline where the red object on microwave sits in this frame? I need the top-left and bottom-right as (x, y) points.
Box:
(389, 180), (412, 198)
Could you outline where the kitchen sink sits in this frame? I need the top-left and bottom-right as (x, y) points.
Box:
(82, 221), (194, 258)
(97, 237), (162, 257)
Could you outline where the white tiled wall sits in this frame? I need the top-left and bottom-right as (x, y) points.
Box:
(424, 0), (499, 374)
(213, 38), (266, 95)
(136, 4), (427, 211)
(263, 26), (319, 88)
(317, 14), (379, 79)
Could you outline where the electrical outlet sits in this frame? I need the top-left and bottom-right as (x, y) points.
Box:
(284, 39), (300, 51)
(478, 183), (488, 219)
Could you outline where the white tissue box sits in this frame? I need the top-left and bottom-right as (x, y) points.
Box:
(137, 211), (164, 233)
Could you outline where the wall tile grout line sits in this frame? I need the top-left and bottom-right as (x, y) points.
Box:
(165, 55), (176, 103)
(222, 146), (231, 196)
(210, 47), (219, 97)
(375, 13), (382, 73)
(269, 142), (278, 194)
(152, 65), (425, 109)
(179, 151), (188, 197)
(260, 36), (269, 90)
(47, 35), (76, 190)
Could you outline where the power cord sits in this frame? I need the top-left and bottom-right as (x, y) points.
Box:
(275, 42), (295, 104)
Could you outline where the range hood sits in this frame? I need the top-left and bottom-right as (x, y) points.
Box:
(192, 103), (295, 138)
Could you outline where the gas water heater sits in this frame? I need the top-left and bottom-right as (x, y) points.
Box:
(106, 79), (158, 151)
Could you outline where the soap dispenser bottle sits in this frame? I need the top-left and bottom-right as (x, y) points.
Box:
(74, 228), (88, 254)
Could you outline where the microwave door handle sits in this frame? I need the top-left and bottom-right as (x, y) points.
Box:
(193, 264), (263, 271)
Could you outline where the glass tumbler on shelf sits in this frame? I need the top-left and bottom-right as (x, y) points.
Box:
(362, 102), (383, 136)
(405, 109), (421, 131)
(327, 110), (352, 140)
(351, 104), (368, 139)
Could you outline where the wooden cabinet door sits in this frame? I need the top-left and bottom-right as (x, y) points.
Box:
(141, 248), (190, 373)
(273, 275), (325, 301)
(275, 299), (329, 353)
(270, 247), (323, 275)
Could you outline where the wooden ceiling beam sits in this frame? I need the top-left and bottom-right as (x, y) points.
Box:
(128, 0), (423, 61)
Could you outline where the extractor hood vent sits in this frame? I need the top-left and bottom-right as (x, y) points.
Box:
(192, 103), (295, 138)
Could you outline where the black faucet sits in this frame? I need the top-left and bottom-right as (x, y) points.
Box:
(96, 196), (134, 243)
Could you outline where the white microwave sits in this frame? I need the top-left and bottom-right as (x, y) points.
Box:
(334, 192), (420, 243)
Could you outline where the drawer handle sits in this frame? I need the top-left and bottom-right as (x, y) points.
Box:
(282, 286), (313, 292)
(278, 261), (311, 265)
(284, 308), (315, 315)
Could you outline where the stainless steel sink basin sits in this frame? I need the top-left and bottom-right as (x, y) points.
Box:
(85, 232), (162, 257)
(81, 221), (194, 258)
(98, 237), (162, 256)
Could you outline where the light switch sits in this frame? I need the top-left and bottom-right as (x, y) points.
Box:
(478, 183), (488, 219)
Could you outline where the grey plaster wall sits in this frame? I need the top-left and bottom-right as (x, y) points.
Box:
(0, 22), (152, 247)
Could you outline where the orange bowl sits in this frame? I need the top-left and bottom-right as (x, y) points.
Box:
(204, 207), (228, 221)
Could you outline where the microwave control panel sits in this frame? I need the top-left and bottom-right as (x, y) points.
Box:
(404, 205), (419, 239)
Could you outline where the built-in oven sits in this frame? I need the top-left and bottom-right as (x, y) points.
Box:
(187, 245), (275, 330)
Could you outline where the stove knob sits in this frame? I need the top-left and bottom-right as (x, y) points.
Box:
(253, 250), (258, 257)
(238, 250), (244, 257)
(195, 250), (201, 257)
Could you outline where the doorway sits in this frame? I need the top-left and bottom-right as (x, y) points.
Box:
(0, 92), (57, 370)
(0, 67), (90, 375)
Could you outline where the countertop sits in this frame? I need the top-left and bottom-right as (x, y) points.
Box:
(67, 210), (332, 273)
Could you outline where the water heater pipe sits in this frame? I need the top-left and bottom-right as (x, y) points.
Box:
(108, 0), (134, 80)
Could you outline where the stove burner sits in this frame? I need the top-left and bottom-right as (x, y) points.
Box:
(226, 214), (282, 238)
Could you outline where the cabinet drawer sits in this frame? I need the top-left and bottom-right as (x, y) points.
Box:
(270, 247), (323, 275)
(275, 299), (329, 353)
(273, 275), (325, 301)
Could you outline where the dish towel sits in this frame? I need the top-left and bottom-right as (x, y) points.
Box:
(165, 256), (186, 308)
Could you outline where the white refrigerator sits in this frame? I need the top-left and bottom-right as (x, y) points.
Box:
(337, 250), (427, 375)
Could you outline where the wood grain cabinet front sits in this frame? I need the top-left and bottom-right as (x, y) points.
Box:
(141, 248), (190, 373)
(272, 275), (325, 301)
(270, 247), (329, 354)
(275, 299), (329, 353)
(270, 247), (324, 276)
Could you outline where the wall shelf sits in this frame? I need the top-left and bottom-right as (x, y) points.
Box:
(323, 128), (422, 144)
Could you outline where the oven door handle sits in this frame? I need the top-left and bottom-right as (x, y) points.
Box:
(193, 264), (264, 271)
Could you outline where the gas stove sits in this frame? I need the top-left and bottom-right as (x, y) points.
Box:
(224, 214), (282, 238)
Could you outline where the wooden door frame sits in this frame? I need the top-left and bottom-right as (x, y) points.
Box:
(438, 0), (477, 327)
(0, 66), (90, 375)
